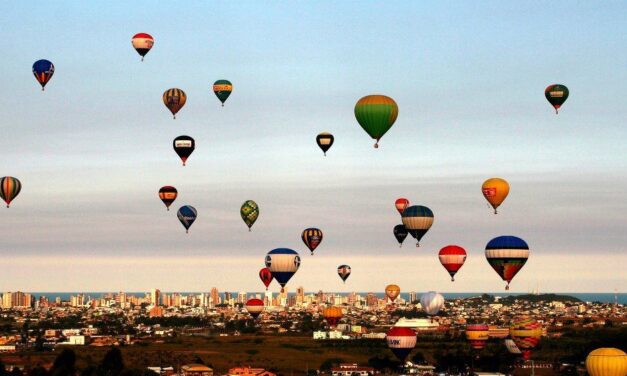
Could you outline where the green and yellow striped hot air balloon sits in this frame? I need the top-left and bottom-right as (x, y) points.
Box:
(213, 80), (232, 107)
(354, 94), (399, 148)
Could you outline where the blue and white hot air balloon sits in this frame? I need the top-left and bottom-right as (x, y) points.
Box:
(265, 248), (300, 292)
(177, 205), (197, 233)
(401, 205), (434, 247)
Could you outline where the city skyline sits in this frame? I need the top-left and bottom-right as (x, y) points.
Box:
(1, 2), (626, 293)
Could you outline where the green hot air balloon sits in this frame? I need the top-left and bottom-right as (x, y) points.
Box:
(240, 200), (259, 231)
(545, 84), (569, 114)
(354, 94), (399, 148)
(213, 80), (232, 107)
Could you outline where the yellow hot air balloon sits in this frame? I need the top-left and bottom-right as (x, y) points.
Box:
(586, 348), (627, 376)
(385, 284), (400, 303)
(482, 178), (510, 214)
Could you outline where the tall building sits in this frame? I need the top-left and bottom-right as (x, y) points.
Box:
(151, 289), (161, 306)
(210, 287), (219, 307)
(366, 293), (377, 308)
(264, 290), (272, 307)
(1, 292), (33, 308)
(296, 286), (304, 305)
(409, 292), (417, 303)
(237, 292), (247, 304)
(224, 292), (232, 305)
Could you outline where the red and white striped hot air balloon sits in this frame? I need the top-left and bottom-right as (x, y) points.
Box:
(245, 298), (264, 319)
(386, 327), (416, 363)
(131, 33), (154, 61)
(395, 198), (409, 215)
(439, 245), (467, 282)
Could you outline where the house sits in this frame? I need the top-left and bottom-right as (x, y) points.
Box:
(181, 364), (213, 376)
(330, 363), (375, 376)
(228, 366), (276, 376)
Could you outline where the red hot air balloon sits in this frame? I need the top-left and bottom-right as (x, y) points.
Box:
(466, 324), (490, 350)
(245, 298), (264, 319)
(395, 198), (409, 215)
(259, 267), (273, 290)
(439, 245), (467, 281)
(386, 327), (417, 363)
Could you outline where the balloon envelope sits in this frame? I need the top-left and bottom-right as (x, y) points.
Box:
(32, 59), (54, 90)
(482, 178), (510, 214)
(158, 186), (177, 210)
(485, 236), (529, 290)
(439, 245), (467, 281)
(420, 291), (444, 316)
(323, 306), (343, 327)
(0, 177), (22, 208)
(213, 80), (232, 106)
(586, 348), (627, 376)
(173, 135), (195, 166)
(241, 200), (259, 231)
(245, 298), (264, 319)
(177, 205), (197, 233)
(302, 228), (323, 255)
(385, 284), (400, 302)
(337, 265), (351, 283)
(393, 224), (408, 247)
(545, 84), (569, 114)
(354, 95), (398, 148)
(163, 88), (187, 118)
(386, 327), (416, 362)
(316, 132), (334, 156)
(466, 324), (490, 350)
(395, 198), (409, 214)
(131, 33), (154, 60)
(259, 268), (273, 290)
(265, 248), (300, 291)
(510, 317), (541, 360)
(401, 205), (434, 246)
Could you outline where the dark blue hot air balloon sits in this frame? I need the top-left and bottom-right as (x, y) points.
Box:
(32, 60), (54, 90)
(177, 205), (197, 233)
(264, 248), (300, 292)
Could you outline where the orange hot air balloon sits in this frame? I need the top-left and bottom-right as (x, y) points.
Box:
(586, 348), (627, 376)
(385, 284), (400, 303)
(323, 306), (344, 327)
(482, 178), (510, 214)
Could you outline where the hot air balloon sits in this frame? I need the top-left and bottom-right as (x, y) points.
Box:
(393, 225), (408, 247)
(173, 135), (195, 166)
(510, 317), (542, 361)
(354, 95), (398, 148)
(302, 228), (323, 255)
(401, 205), (434, 247)
(465, 324), (490, 350)
(259, 267), (273, 290)
(0, 177), (22, 208)
(386, 327), (416, 363)
(213, 80), (232, 107)
(439, 245), (467, 281)
(323, 306), (343, 328)
(32, 60), (54, 91)
(337, 265), (351, 283)
(240, 200), (259, 231)
(163, 88), (187, 119)
(316, 133), (334, 156)
(485, 236), (529, 290)
(245, 298), (264, 319)
(395, 198), (409, 215)
(545, 84), (569, 114)
(504, 339), (522, 355)
(177, 205), (197, 233)
(586, 348), (627, 376)
(158, 186), (177, 211)
(385, 284), (400, 303)
(420, 291), (444, 316)
(265, 248), (300, 292)
(131, 33), (154, 61)
(482, 178), (509, 214)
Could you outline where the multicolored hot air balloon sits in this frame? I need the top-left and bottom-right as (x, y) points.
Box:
(504, 339), (522, 355)
(245, 298), (264, 319)
(586, 348), (627, 376)
(259, 267), (273, 290)
(337, 265), (351, 283)
(213, 80), (232, 107)
(354, 95), (398, 148)
(439, 245), (467, 281)
(386, 327), (416, 363)
(401, 205), (434, 247)
(420, 291), (444, 316)
(163, 88), (187, 119)
(510, 317), (542, 361)
(393, 224), (408, 247)
(465, 324), (490, 350)
(545, 84), (569, 114)
(482, 178), (510, 214)
(32, 60), (54, 91)
(265, 248), (300, 292)
(316, 132), (334, 156)
(173, 135), (195, 166)
(177, 205), (197, 233)
(1, 177), (22, 208)
(240, 200), (259, 231)
(302, 228), (323, 255)
(131, 33), (154, 61)
(385, 284), (400, 303)
(485, 236), (529, 290)
(323, 306), (343, 328)
(395, 198), (409, 215)
(158, 186), (177, 211)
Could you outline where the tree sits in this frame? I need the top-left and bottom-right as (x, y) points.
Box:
(50, 349), (77, 376)
(101, 348), (124, 376)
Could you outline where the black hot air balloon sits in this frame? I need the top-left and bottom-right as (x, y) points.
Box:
(173, 135), (195, 166)
(316, 132), (334, 156)
(393, 224), (408, 247)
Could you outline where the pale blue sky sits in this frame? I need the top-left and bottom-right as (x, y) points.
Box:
(0, 1), (625, 292)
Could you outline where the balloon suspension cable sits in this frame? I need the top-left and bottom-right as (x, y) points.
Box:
(221, 103), (224, 107)
(141, 56), (144, 62)
(182, 162), (186, 167)
(374, 142), (379, 149)
(173, 115), (176, 119)
(451, 277), (455, 282)
(6, 204), (9, 208)
(310, 252), (313, 256)
(167, 208), (170, 211)
(323, 152), (326, 157)
(42, 87), (45, 92)
(505, 284), (510, 290)
(416, 242), (420, 247)
(494, 209), (498, 215)
(555, 108), (559, 114)
(186, 230), (189, 234)
(399, 244), (402, 248)
(248, 228), (251, 232)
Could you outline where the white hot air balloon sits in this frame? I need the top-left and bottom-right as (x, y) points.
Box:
(420, 291), (444, 316)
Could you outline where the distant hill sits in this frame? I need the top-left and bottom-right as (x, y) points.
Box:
(499, 294), (582, 303)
